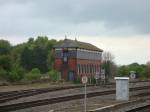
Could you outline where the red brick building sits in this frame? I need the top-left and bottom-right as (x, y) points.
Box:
(53, 39), (103, 81)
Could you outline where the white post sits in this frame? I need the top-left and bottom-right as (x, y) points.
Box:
(82, 76), (88, 112)
(84, 83), (87, 112)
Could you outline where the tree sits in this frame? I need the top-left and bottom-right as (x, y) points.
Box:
(117, 65), (129, 76)
(21, 47), (33, 71)
(10, 43), (27, 67)
(0, 37), (58, 82)
(21, 46), (48, 73)
(117, 63), (145, 78)
(102, 51), (117, 82)
(0, 40), (12, 72)
(141, 62), (150, 78)
(47, 51), (55, 70)
(128, 63), (144, 77)
(102, 51), (114, 62)
(0, 40), (11, 55)
(0, 55), (11, 71)
(32, 46), (48, 72)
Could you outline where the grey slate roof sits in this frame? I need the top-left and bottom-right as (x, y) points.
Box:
(54, 39), (103, 52)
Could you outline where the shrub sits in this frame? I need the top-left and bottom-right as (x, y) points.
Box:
(48, 70), (59, 82)
(141, 66), (150, 78)
(73, 76), (81, 84)
(91, 77), (96, 84)
(8, 64), (25, 82)
(25, 68), (41, 81)
(0, 68), (8, 80)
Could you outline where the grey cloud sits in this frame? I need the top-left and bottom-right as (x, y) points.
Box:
(0, 0), (150, 37)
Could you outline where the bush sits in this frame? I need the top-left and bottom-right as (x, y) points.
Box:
(25, 68), (41, 81)
(8, 64), (25, 82)
(73, 76), (81, 84)
(0, 68), (8, 80)
(48, 70), (59, 82)
(91, 77), (96, 84)
(141, 66), (150, 78)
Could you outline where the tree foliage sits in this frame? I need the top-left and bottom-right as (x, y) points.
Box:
(0, 68), (8, 80)
(0, 40), (12, 80)
(0, 37), (57, 82)
(102, 51), (117, 80)
(0, 40), (11, 55)
(25, 68), (41, 81)
(141, 66), (150, 78)
(0, 37), (150, 82)
(48, 69), (59, 81)
(117, 62), (150, 79)
(20, 36), (57, 73)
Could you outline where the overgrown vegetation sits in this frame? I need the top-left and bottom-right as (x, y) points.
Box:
(0, 37), (58, 82)
(102, 52), (150, 81)
(0, 37), (150, 83)
(117, 62), (150, 79)
(24, 68), (41, 81)
(48, 69), (59, 81)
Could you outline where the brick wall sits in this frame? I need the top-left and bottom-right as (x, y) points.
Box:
(54, 58), (77, 80)
(77, 59), (101, 78)
(54, 58), (102, 80)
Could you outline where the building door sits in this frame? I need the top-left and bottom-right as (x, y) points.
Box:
(68, 71), (74, 81)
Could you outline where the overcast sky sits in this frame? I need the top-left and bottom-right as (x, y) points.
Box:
(0, 0), (150, 65)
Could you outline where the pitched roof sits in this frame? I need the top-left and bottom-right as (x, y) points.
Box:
(54, 39), (103, 52)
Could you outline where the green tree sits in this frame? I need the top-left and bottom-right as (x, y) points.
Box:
(21, 37), (57, 73)
(21, 47), (33, 71)
(32, 46), (48, 72)
(117, 65), (129, 76)
(142, 66), (150, 78)
(0, 37), (58, 82)
(47, 51), (55, 70)
(0, 40), (12, 80)
(0, 55), (11, 71)
(102, 51), (117, 81)
(118, 63), (144, 77)
(11, 43), (27, 65)
(0, 40), (12, 76)
(0, 40), (11, 55)
(128, 63), (144, 77)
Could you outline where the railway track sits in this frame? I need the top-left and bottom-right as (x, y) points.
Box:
(126, 105), (150, 112)
(0, 85), (95, 103)
(0, 80), (149, 104)
(0, 85), (150, 112)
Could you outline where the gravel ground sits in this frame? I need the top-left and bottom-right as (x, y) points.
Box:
(12, 94), (118, 112)
(0, 80), (149, 92)
(0, 85), (114, 106)
(1, 81), (150, 112)
(0, 82), (77, 92)
(12, 89), (150, 112)
(1, 81), (150, 106)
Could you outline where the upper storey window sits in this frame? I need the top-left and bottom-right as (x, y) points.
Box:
(62, 48), (68, 63)
(77, 48), (102, 60)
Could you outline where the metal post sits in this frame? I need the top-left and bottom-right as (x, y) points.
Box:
(84, 83), (87, 112)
